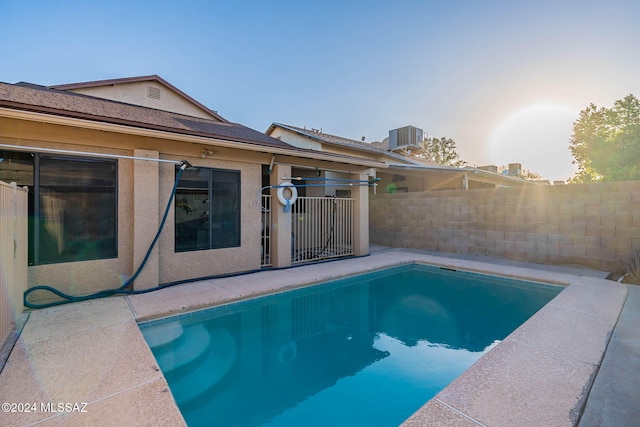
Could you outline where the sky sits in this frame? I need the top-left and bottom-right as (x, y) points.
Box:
(2, 0), (639, 182)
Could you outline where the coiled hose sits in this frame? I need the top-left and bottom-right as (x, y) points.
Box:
(23, 160), (192, 309)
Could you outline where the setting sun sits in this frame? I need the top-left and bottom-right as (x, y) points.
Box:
(489, 104), (579, 182)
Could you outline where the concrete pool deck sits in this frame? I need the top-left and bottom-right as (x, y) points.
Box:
(0, 248), (637, 426)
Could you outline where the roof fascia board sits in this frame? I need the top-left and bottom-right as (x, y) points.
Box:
(0, 107), (386, 168)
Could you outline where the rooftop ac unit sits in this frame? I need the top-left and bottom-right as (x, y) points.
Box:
(388, 126), (423, 151)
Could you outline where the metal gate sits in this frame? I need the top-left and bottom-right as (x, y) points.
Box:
(290, 196), (354, 264)
(260, 194), (272, 267)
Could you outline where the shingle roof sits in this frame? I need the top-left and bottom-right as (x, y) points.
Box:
(271, 123), (380, 150)
(0, 81), (292, 149)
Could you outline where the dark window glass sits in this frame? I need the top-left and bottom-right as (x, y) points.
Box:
(175, 167), (240, 252)
(38, 156), (117, 264)
(0, 151), (117, 265)
(175, 168), (209, 251)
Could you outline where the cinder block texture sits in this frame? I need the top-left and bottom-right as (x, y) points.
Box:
(370, 182), (640, 273)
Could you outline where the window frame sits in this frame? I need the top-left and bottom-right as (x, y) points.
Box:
(174, 166), (241, 252)
(0, 150), (118, 265)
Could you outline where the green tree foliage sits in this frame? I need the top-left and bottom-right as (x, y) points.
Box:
(422, 137), (467, 167)
(497, 165), (543, 181)
(570, 94), (640, 182)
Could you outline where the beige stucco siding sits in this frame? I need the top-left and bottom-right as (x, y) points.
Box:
(267, 126), (416, 168)
(375, 170), (476, 193)
(27, 150), (135, 302)
(2, 114), (373, 304)
(1, 117), (267, 303)
(67, 81), (218, 120)
(269, 128), (323, 150)
(376, 171), (426, 193)
(157, 157), (262, 284)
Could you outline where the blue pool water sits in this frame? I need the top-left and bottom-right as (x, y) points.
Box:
(140, 264), (561, 426)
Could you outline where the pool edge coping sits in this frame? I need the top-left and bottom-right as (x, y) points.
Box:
(1, 250), (625, 426)
(128, 250), (626, 426)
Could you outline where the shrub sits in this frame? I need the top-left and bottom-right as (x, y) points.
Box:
(621, 250), (640, 284)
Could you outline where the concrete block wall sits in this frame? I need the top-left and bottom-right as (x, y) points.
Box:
(370, 181), (640, 273)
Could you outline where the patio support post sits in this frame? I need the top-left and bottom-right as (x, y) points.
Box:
(351, 172), (370, 256)
(133, 149), (160, 290)
(270, 163), (292, 268)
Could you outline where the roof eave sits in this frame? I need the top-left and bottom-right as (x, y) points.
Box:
(386, 163), (539, 185)
(462, 167), (543, 185)
(269, 122), (416, 163)
(0, 106), (385, 169)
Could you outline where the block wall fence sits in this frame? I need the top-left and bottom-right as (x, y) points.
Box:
(370, 181), (640, 273)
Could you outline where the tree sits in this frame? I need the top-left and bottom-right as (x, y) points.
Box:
(497, 165), (543, 181)
(518, 169), (543, 181)
(421, 137), (467, 167)
(569, 94), (640, 182)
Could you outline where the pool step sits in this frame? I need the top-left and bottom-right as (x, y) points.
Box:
(170, 327), (238, 406)
(156, 324), (211, 373)
(141, 322), (184, 350)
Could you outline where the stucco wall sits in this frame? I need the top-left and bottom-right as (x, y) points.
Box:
(376, 171), (426, 193)
(68, 81), (216, 120)
(370, 181), (640, 273)
(268, 128), (322, 150)
(26, 147), (135, 302)
(2, 118), (268, 303)
(157, 157), (262, 283)
(3, 115), (373, 304)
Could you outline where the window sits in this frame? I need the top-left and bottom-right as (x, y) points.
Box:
(175, 167), (240, 252)
(0, 151), (117, 265)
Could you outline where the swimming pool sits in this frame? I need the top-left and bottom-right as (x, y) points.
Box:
(140, 263), (561, 426)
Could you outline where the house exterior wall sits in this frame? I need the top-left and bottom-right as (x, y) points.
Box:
(376, 170), (467, 193)
(422, 172), (466, 191)
(157, 157), (263, 283)
(376, 171), (426, 193)
(352, 173), (369, 256)
(267, 126), (410, 166)
(133, 149), (160, 290)
(1, 117), (267, 304)
(291, 168), (325, 197)
(370, 182), (640, 273)
(268, 128), (323, 151)
(66, 81), (217, 120)
(267, 125), (534, 193)
(0, 121), (137, 303)
(313, 144), (384, 163)
(270, 164), (292, 268)
(323, 171), (359, 197)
